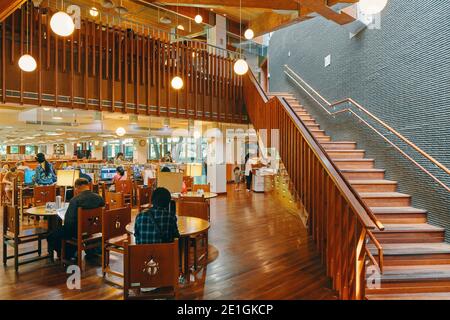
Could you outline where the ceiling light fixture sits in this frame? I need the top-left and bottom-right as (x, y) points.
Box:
(89, 7), (99, 17)
(50, 1), (75, 37)
(171, 0), (184, 90)
(234, 0), (248, 75)
(116, 127), (126, 136)
(244, 28), (254, 40)
(19, 2), (36, 72)
(359, 0), (388, 15)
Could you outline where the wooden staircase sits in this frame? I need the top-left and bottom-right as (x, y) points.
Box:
(276, 93), (450, 300)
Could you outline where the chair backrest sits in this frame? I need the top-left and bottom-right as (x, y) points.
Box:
(177, 198), (209, 221)
(102, 205), (131, 241)
(192, 183), (210, 193)
(34, 185), (56, 206)
(115, 180), (132, 195)
(124, 240), (178, 298)
(147, 177), (156, 190)
(182, 176), (193, 190)
(105, 191), (124, 210)
(3, 205), (19, 237)
(137, 186), (152, 208)
(78, 207), (103, 238)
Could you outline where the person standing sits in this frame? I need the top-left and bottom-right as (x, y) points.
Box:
(233, 166), (242, 191)
(2, 166), (18, 203)
(244, 154), (254, 192)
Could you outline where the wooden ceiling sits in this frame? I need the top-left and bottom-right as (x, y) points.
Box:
(1, 0), (358, 38)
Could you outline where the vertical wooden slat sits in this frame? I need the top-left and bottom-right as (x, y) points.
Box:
(99, 22), (103, 111)
(77, 17), (81, 73)
(38, 11), (42, 105)
(111, 27), (116, 112)
(135, 34), (139, 113)
(156, 38), (160, 116)
(124, 29), (128, 112)
(54, 27), (58, 107)
(70, 28), (74, 108)
(84, 20), (88, 109)
(1, 20), (5, 103)
(146, 34), (150, 115)
(105, 24), (109, 80)
(92, 20), (95, 76)
(11, 12), (15, 64)
(19, 7), (23, 104)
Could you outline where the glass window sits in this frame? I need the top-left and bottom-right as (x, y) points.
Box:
(25, 145), (36, 155)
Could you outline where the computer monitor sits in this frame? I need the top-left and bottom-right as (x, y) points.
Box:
(23, 169), (34, 185)
(100, 167), (117, 181)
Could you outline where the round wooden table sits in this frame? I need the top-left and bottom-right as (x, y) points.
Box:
(126, 216), (210, 284)
(126, 216), (210, 237)
(171, 192), (218, 200)
(25, 206), (60, 217)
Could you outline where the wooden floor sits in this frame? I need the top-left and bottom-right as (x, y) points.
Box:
(0, 183), (337, 300)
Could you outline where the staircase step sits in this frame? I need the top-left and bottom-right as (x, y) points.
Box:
(359, 192), (411, 207)
(328, 149), (366, 159)
(298, 115), (314, 121)
(371, 207), (428, 224)
(322, 141), (357, 150)
(368, 243), (450, 267)
(367, 292), (450, 300)
(366, 265), (450, 295)
(349, 180), (397, 192)
(305, 123), (321, 130)
(333, 159), (375, 169)
(316, 136), (332, 142)
(341, 168), (385, 180)
(373, 224), (444, 244)
(310, 129), (327, 137)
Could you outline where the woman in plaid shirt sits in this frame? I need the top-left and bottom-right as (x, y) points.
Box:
(134, 187), (180, 244)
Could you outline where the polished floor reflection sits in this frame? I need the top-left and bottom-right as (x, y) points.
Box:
(0, 184), (336, 300)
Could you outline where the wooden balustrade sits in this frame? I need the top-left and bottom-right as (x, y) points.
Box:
(0, 4), (246, 123)
(243, 70), (384, 300)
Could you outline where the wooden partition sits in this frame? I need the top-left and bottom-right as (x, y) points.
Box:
(0, 4), (246, 124)
(243, 70), (384, 300)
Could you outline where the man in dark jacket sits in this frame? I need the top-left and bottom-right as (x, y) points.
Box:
(47, 178), (105, 259)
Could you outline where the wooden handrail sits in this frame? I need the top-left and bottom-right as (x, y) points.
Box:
(284, 64), (450, 193)
(244, 69), (384, 300)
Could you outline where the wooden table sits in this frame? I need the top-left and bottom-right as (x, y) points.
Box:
(126, 216), (210, 283)
(171, 192), (218, 200)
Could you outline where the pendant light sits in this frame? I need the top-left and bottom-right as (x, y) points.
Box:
(116, 127), (126, 137)
(171, 0), (184, 90)
(359, 0), (388, 15)
(89, 7), (99, 17)
(234, 0), (248, 75)
(19, 2), (37, 72)
(194, 8), (203, 24)
(50, 1), (75, 37)
(244, 28), (254, 40)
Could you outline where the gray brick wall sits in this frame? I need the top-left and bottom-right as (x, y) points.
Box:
(268, 0), (450, 240)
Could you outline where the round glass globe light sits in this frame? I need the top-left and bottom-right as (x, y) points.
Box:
(244, 29), (254, 40)
(233, 59), (248, 75)
(116, 127), (126, 137)
(89, 7), (99, 17)
(171, 76), (184, 90)
(359, 0), (388, 15)
(50, 11), (75, 37)
(18, 54), (37, 72)
(194, 14), (203, 24)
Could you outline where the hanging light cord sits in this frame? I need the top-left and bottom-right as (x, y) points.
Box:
(239, 0), (242, 59)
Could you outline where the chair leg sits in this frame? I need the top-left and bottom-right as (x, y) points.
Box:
(193, 239), (198, 271)
(38, 239), (42, 256)
(2, 239), (7, 265)
(77, 246), (82, 272)
(61, 240), (66, 266)
(14, 240), (19, 272)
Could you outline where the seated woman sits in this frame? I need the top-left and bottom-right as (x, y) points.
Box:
(109, 166), (127, 191)
(134, 187), (179, 244)
(2, 166), (18, 203)
(34, 153), (56, 185)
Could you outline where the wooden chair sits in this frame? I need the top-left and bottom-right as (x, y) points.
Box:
(192, 183), (210, 193)
(2, 205), (48, 271)
(115, 180), (133, 204)
(33, 185), (56, 206)
(105, 191), (125, 210)
(102, 205), (131, 285)
(136, 186), (152, 211)
(182, 176), (193, 191)
(177, 199), (210, 272)
(147, 177), (156, 190)
(61, 207), (104, 271)
(123, 239), (179, 300)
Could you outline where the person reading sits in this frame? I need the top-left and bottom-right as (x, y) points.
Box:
(47, 178), (105, 259)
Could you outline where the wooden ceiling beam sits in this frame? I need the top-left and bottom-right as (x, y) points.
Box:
(0, 0), (26, 22)
(294, 0), (356, 25)
(152, 0), (300, 11)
